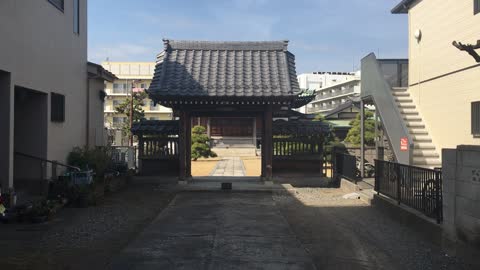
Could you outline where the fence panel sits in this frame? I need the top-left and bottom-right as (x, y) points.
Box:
(139, 137), (179, 159)
(334, 152), (360, 183)
(375, 160), (442, 223)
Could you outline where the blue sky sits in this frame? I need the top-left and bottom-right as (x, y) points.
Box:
(88, 0), (407, 73)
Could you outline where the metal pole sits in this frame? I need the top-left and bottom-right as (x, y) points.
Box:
(129, 80), (134, 147)
(360, 99), (365, 178)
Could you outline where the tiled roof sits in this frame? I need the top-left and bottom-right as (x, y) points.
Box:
(131, 120), (179, 135)
(148, 39), (301, 101)
(273, 119), (330, 136)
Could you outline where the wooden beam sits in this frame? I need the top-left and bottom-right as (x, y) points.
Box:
(178, 111), (187, 181)
(264, 105), (273, 180)
(186, 111), (192, 178)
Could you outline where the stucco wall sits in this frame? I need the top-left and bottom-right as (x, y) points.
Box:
(0, 0), (88, 166)
(407, 0), (480, 157)
(88, 78), (106, 147)
(442, 146), (480, 248)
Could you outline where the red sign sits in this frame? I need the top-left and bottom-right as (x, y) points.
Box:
(400, 137), (409, 151)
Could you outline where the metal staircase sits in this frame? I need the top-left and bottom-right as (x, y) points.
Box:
(361, 54), (441, 168)
(391, 88), (441, 167)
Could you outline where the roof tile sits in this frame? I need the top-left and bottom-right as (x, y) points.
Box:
(148, 40), (301, 101)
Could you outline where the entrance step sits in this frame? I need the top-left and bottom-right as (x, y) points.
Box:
(211, 147), (257, 157)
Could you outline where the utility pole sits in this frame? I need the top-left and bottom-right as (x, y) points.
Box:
(129, 80), (135, 146)
(129, 79), (142, 146)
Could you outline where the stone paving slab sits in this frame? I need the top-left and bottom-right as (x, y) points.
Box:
(109, 192), (315, 270)
(210, 157), (246, 177)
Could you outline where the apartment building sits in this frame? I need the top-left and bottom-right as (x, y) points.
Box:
(307, 73), (361, 114)
(297, 71), (359, 113)
(393, 0), (480, 164)
(0, 0), (112, 193)
(101, 62), (173, 145)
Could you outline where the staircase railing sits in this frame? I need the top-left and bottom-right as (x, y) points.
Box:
(14, 151), (81, 181)
(361, 53), (413, 165)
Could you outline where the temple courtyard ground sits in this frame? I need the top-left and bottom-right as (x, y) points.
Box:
(0, 180), (473, 269)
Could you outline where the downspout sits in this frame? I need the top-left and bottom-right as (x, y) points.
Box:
(86, 75), (90, 148)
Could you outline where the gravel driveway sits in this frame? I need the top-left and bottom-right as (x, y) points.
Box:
(274, 188), (473, 270)
(0, 183), (175, 270)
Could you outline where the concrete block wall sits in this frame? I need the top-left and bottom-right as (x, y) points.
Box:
(442, 146), (480, 248)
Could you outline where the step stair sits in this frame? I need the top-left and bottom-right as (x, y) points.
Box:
(390, 88), (441, 168)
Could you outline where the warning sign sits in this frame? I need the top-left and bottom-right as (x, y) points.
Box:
(400, 137), (408, 151)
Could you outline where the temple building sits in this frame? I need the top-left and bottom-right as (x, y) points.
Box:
(134, 39), (326, 180)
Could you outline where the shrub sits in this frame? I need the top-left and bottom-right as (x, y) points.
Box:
(191, 125), (217, 160)
(67, 146), (113, 177)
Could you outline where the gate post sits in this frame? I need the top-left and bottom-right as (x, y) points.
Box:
(435, 170), (442, 224)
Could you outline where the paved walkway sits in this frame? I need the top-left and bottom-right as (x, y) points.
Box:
(109, 192), (316, 269)
(210, 157), (246, 177)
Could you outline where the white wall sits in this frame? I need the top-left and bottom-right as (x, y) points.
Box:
(407, 0), (480, 155)
(0, 0), (88, 185)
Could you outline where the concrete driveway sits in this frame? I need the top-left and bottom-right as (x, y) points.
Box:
(109, 192), (315, 270)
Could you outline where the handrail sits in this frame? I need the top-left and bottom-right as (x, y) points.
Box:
(360, 53), (413, 165)
(15, 151), (81, 172)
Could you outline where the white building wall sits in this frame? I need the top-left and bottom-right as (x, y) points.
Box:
(101, 62), (173, 145)
(406, 0), (480, 158)
(0, 0), (88, 185)
(297, 72), (360, 114)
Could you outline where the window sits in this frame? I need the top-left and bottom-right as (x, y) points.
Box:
(141, 83), (147, 89)
(113, 100), (122, 107)
(51, 93), (65, 122)
(475, 0), (480, 15)
(48, 0), (64, 11)
(472, 102), (480, 135)
(73, 0), (80, 34)
(113, 83), (128, 94)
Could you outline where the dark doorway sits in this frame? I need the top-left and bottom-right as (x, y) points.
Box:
(0, 70), (12, 190)
(14, 86), (48, 195)
(210, 117), (254, 137)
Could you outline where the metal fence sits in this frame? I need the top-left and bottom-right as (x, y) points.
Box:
(111, 146), (137, 169)
(334, 152), (360, 183)
(374, 160), (443, 223)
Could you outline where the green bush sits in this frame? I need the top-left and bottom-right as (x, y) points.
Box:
(67, 146), (113, 177)
(191, 126), (217, 160)
(344, 110), (376, 146)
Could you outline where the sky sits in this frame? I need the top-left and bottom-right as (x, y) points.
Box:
(88, 0), (408, 73)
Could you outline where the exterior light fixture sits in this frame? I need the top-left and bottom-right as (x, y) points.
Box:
(414, 29), (422, 42)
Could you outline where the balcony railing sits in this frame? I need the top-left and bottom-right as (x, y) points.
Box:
(315, 88), (355, 100)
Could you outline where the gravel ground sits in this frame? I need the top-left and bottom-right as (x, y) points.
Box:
(0, 183), (175, 270)
(274, 188), (474, 270)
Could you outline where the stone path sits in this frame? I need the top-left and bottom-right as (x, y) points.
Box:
(210, 157), (246, 177)
(109, 192), (316, 269)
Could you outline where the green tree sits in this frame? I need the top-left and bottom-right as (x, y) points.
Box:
(344, 110), (376, 146)
(115, 91), (148, 138)
(191, 126), (217, 161)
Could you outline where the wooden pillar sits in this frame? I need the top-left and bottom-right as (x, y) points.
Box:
(186, 112), (192, 178)
(179, 110), (187, 181)
(263, 105), (273, 181)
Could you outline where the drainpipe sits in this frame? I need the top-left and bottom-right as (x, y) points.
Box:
(86, 75), (90, 148)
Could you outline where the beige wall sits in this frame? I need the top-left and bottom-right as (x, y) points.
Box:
(0, 0), (88, 186)
(88, 78), (107, 147)
(407, 0), (480, 156)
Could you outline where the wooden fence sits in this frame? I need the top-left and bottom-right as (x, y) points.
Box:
(139, 137), (179, 159)
(273, 137), (323, 158)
